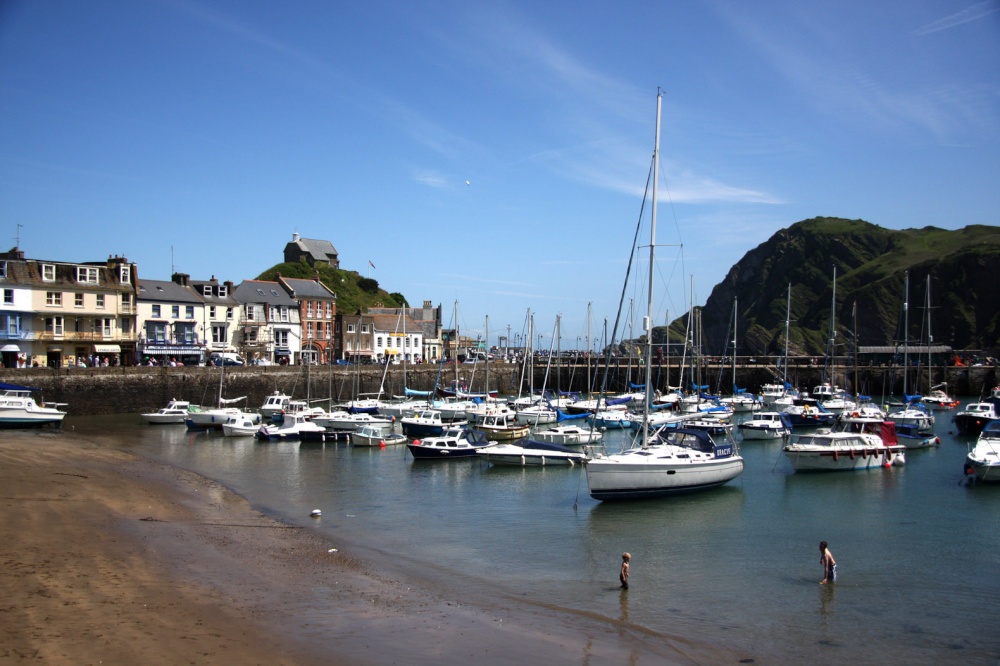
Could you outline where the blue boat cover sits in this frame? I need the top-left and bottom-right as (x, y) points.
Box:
(0, 382), (39, 391)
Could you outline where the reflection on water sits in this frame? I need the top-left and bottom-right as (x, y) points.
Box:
(66, 413), (1000, 664)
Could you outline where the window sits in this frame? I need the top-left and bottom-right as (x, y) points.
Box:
(175, 323), (196, 344)
(171, 305), (179, 319)
(361, 324), (369, 334)
(274, 329), (289, 347)
(42, 264), (55, 281)
(99, 318), (114, 337)
(0, 261), (6, 278)
(208, 306), (216, 320)
(219, 285), (227, 297)
(151, 304), (161, 318)
(202, 285), (212, 296)
(376, 336), (383, 348)
(212, 324), (227, 344)
(3, 288), (13, 304)
(120, 318), (132, 335)
(45, 316), (64, 335)
(96, 294), (105, 308)
(74, 293), (84, 308)
(227, 307), (234, 321)
(306, 322), (313, 339)
(3, 313), (20, 335)
(120, 293), (131, 310)
(245, 305), (257, 321)
(46, 292), (62, 306)
(185, 305), (194, 319)
(119, 265), (131, 284)
(346, 323), (355, 334)
(145, 322), (167, 343)
(77, 267), (99, 284)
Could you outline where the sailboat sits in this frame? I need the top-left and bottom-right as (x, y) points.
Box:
(585, 91), (744, 501)
(185, 360), (259, 431)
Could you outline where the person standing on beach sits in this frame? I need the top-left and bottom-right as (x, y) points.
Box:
(819, 541), (836, 584)
(620, 552), (631, 589)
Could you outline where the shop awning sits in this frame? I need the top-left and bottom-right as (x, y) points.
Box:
(0, 344), (20, 352)
(94, 344), (121, 353)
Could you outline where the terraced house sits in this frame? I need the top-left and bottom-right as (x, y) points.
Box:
(0, 247), (137, 368)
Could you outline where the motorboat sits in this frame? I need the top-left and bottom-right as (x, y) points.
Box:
(885, 400), (935, 435)
(953, 400), (1000, 437)
(376, 398), (429, 419)
(477, 439), (589, 466)
(257, 413), (329, 441)
(401, 410), (467, 438)
(141, 399), (201, 425)
(514, 403), (558, 425)
(185, 398), (258, 431)
(0, 382), (67, 428)
(532, 424), (604, 446)
(738, 412), (791, 441)
(783, 420), (906, 472)
(259, 391), (292, 420)
(586, 427), (744, 501)
(922, 384), (960, 410)
(406, 427), (494, 459)
(779, 398), (837, 429)
(759, 382), (790, 406)
(351, 423), (406, 447)
(718, 389), (761, 414)
(473, 409), (531, 441)
(839, 408), (938, 449)
(588, 409), (632, 430)
(222, 414), (261, 437)
(965, 420), (1000, 482)
(314, 410), (392, 434)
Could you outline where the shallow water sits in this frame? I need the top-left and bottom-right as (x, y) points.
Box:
(71, 408), (1000, 664)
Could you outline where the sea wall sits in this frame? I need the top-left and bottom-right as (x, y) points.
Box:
(2, 361), (996, 416)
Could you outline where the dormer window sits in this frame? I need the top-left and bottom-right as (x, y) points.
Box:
(219, 286), (228, 297)
(42, 264), (55, 281)
(0, 261), (6, 279)
(77, 267), (99, 284)
(202, 285), (212, 296)
(119, 265), (131, 284)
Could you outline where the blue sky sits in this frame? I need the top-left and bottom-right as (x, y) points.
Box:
(1, 0), (997, 351)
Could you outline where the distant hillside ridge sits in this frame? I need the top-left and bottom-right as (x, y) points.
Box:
(666, 217), (1000, 356)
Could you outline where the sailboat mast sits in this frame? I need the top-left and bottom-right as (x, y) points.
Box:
(824, 266), (836, 385)
(642, 91), (661, 448)
(926, 274), (932, 394)
(903, 271), (909, 396)
(783, 284), (790, 387)
(732, 297), (738, 395)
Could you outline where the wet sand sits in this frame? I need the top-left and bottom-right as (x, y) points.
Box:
(0, 430), (749, 664)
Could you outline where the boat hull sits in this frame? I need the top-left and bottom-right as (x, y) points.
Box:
(586, 457), (744, 501)
(784, 446), (905, 471)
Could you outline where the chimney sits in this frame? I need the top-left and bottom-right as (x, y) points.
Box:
(171, 273), (190, 287)
(292, 232), (300, 242)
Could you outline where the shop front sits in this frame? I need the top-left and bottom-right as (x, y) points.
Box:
(140, 344), (206, 367)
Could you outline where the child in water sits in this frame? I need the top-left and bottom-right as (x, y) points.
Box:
(620, 552), (631, 589)
(819, 541), (837, 584)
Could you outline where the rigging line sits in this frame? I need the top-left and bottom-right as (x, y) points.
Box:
(595, 158), (654, 404)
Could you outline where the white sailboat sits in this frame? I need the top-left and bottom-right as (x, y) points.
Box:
(586, 91), (744, 501)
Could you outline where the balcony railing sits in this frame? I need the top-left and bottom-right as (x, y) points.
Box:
(37, 331), (133, 342)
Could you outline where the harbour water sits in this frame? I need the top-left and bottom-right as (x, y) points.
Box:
(70, 409), (999, 664)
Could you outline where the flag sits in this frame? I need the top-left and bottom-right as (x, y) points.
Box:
(368, 260), (376, 269)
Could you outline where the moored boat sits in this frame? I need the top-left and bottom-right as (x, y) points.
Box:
(953, 397), (1000, 437)
(406, 427), (494, 459)
(965, 420), (1000, 482)
(738, 411), (791, 441)
(0, 382), (67, 428)
(783, 420), (906, 472)
(477, 439), (588, 466)
(141, 399), (202, 425)
(351, 423), (406, 447)
(533, 424), (604, 446)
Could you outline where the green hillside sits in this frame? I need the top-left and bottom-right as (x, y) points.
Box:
(664, 218), (1000, 356)
(257, 260), (408, 314)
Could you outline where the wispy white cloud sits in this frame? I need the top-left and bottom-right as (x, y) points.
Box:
(412, 170), (451, 189)
(913, 1), (1000, 36)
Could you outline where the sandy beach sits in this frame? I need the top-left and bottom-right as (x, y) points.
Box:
(0, 430), (749, 665)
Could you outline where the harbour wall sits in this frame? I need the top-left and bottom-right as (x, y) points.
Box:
(2, 362), (997, 416)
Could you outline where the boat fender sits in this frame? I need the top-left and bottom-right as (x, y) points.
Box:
(833, 451), (839, 461)
(413, 439), (421, 446)
(849, 449), (855, 459)
(380, 441), (386, 448)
